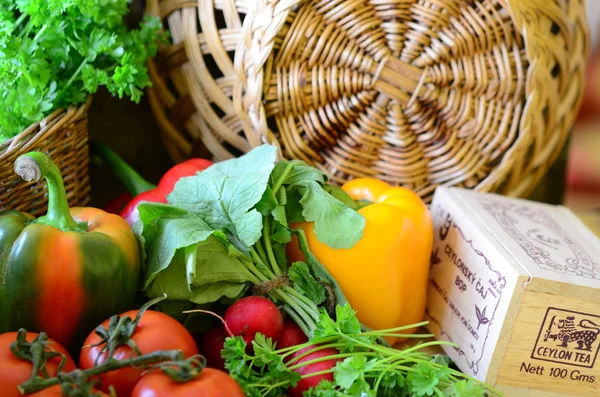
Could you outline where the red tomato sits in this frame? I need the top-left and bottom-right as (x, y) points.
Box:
(29, 385), (109, 397)
(79, 310), (198, 397)
(0, 332), (77, 397)
(131, 367), (245, 397)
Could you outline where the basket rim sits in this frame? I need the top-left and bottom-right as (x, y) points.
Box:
(0, 97), (92, 161)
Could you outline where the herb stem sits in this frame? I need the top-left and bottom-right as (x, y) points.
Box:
(281, 291), (319, 323)
(280, 305), (310, 336)
(262, 217), (282, 276)
(283, 287), (319, 320)
(13, 13), (28, 33)
(63, 59), (88, 91)
(285, 342), (347, 364)
(273, 291), (316, 331)
(33, 24), (48, 41)
(248, 248), (276, 280)
(19, 20), (33, 37)
(272, 161), (295, 195)
(289, 352), (377, 371)
(254, 240), (269, 267)
(243, 259), (270, 283)
(360, 321), (430, 334)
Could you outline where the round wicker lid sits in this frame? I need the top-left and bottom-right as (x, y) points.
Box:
(147, 0), (589, 202)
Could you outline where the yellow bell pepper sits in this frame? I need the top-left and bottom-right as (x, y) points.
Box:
(289, 178), (433, 345)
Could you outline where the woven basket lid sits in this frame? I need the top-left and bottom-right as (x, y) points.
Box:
(147, 0), (589, 202)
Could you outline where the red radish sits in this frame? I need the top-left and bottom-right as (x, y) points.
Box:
(277, 320), (308, 362)
(224, 296), (284, 350)
(288, 346), (342, 397)
(199, 326), (228, 370)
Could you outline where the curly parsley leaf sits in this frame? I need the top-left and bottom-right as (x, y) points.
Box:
(450, 380), (485, 397)
(334, 355), (376, 393)
(407, 362), (450, 396)
(289, 262), (326, 305)
(0, 3), (166, 141)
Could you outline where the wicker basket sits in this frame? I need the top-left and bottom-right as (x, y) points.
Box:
(147, 0), (589, 202)
(0, 99), (92, 217)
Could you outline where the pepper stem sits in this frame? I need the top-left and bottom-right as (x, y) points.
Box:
(90, 141), (156, 196)
(14, 152), (80, 231)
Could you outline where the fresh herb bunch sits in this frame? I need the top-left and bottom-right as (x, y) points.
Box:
(223, 305), (502, 397)
(135, 145), (366, 336)
(0, 0), (166, 141)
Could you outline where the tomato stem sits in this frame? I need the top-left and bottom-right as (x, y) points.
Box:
(150, 354), (207, 384)
(10, 329), (68, 382)
(87, 295), (168, 365)
(18, 350), (183, 394)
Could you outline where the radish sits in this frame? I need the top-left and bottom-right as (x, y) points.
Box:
(199, 326), (228, 370)
(224, 296), (284, 350)
(288, 346), (342, 397)
(277, 320), (308, 362)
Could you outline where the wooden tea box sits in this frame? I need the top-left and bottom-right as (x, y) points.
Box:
(425, 187), (600, 396)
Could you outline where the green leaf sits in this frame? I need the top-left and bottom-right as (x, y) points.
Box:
(144, 250), (193, 300)
(256, 186), (278, 216)
(335, 355), (366, 390)
(302, 381), (338, 397)
(189, 282), (248, 305)
(271, 205), (287, 226)
(313, 309), (339, 339)
(271, 160), (326, 187)
(450, 380), (485, 397)
(272, 242), (288, 270)
(288, 262), (326, 304)
(168, 145), (278, 248)
(380, 371), (406, 391)
(296, 180), (365, 249)
(191, 236), (255, 286)
(407, 362), (444, 397)
(222, 336), (250, 374)
(293, 228), (350, 309)
(138, 203), (216, 289)
(334, 304), (363, 335)
(324, 184), (362, 211)
(284, 188), (306, 223)
(271, 223), (291, 244)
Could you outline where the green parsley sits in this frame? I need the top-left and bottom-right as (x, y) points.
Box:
(223, 305), (504, 397)
(0, 0), (167, 141)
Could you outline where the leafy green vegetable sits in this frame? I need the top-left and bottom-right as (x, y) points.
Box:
(136, 145), (366, 337)
(223, 305), (503, 397)
(0, 0), (166, 141)
(168, 145), (278, 249)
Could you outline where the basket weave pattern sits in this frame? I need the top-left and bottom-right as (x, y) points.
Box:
(147, 0), (588, 202)
(0, 99), (92, 217)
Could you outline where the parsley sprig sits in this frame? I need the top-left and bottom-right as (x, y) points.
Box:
(0, 0), (167, 142)
(223, 305), (504, 397)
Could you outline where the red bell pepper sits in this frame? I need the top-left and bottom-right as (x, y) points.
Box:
(91, 142), (213, 226)
(104, 192), (133, 214)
